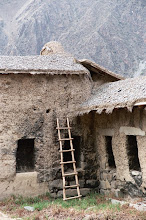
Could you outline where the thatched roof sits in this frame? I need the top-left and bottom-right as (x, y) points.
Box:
(79, 59), (124, 81)
(79, 76), (146, 114)
(0, 55), (89, 75)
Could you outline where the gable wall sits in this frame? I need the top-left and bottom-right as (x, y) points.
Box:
(90, 71), (119, 91)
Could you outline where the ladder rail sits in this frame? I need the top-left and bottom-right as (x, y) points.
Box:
(57, 118), (66, 200)
(67, 118), (81, 198)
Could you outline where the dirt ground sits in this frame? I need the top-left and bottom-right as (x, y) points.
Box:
(1, 203), (146, 220)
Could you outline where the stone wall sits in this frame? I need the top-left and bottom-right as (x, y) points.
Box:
(0, 73), (92, 199)
(48, 113), (99, 198)
(51, 107), (146, 199)
(93, 107), (146, 198)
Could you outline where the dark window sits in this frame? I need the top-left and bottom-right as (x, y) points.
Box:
(63, 136), (81, 168)
(16, 139), (35, 172)
(126, 135), (141, 171)
(105, 136), (116, 168)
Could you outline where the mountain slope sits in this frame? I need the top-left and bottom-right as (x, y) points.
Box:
(0, 0), (145, 77)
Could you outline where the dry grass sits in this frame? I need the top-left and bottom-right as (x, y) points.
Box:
(0, 193), (145, 220)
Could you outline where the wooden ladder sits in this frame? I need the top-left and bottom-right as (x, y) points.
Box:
(56, 117), (82, 201)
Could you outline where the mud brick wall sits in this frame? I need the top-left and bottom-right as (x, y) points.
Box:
(0, 73), (92, 199)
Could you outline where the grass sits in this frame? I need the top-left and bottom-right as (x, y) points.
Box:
(0, 192), (120, 212)
(0, 193), (145, 220)
(10, 193), (51, 211)
(51, 193), (120, 211)
(12, 192), (120, 211)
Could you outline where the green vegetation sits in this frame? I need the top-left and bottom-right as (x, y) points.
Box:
(0, 193), (145, 220)
(10, 193), (51, 211)
(7, 193), (120, 212)
(52, 193), (120, 211)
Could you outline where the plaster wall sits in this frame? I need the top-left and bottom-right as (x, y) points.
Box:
(0, 73), (92, 199)
(0, 172), (48, 199)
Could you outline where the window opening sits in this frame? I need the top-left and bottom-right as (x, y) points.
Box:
(16, 139), (35, 172)
(63, 136), (81, 168)
(105, 136), (116, 168)
(126, 135), (141, 171)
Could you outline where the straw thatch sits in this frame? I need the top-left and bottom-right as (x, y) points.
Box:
(0, 55), (89, 75)
(79, 59), (124, 80)
(79, 76), (146, 114)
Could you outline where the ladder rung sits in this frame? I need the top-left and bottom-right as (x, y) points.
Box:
(56, 127), (72, 130)
(64, 184), (79, 189)
(60, 161), (76, 164)
(59, 138), (73, 141)
(63, 195), (82, 201)
(63, 172), (78, 177)
(59, 149), (75, 153)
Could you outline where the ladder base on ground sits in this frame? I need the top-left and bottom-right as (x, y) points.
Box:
(63, 195), (82, 201)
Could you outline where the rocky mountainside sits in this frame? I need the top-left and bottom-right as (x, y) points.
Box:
(0, 0), (145, 77)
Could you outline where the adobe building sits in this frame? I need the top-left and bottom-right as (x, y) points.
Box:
(0, 42), (145, 199)
(78, 77), (146, 198)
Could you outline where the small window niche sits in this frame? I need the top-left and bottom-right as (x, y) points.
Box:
(16, 139), (35, 173)
(105, 136), (116, 168)
(126, 135), (141, 171)
(63, 136), (81, 168)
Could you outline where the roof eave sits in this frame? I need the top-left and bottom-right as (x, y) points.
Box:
(79, 59), (125, 81)
(78, 101), (146, 115)
(0, 69), (89, 75)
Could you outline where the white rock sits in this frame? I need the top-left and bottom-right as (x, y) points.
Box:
(110, 199), (128, 206)
(24, 206), (35, 212)
(129, 203), (146, 212)
(131, 171), (141, 176)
